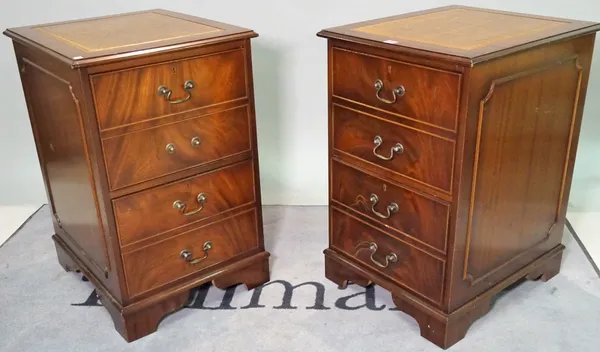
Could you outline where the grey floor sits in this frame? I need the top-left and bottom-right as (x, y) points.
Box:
(1, 206), (600, 352)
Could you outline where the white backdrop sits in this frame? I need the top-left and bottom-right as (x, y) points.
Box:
(0, 0), (599, 207)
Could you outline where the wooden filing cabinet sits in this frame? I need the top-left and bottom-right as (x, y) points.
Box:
(4, 9), (269, 342)
(318, 5), (599, 349)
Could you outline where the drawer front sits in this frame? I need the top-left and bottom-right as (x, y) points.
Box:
(113, 160), (255, 247)
(103, 105), (251, 190)
(331, 207), (444, 304)
(331, 161), (449, 253)
(92, 49), (247, 130)
(332, 47), (460, 131)
(333, 104), (454, 193)
(123, 209), (259, 297)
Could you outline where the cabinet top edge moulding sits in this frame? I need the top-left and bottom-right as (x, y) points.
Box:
(3, 9), (257, 68)
(317, 5), (600, 65)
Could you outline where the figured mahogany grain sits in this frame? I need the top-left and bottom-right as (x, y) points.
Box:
(113, 160), (255, 247)
(332, 104), (454, 193)
(332, 47), (460, 131)
(331, 207), (445, 304)
(123, 209), (259, 297)
(91, 48), (247, 130)
(331, 160), (449, 253)
(102, 105), (251, 190)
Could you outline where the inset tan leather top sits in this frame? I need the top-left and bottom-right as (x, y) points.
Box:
(4, 9), (255, 66)
(319, 6), (599, 61)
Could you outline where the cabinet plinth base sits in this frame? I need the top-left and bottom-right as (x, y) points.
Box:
(212, 255), (270, 290)
(54, 235), (270, 342)
(324, 245), (563, 349)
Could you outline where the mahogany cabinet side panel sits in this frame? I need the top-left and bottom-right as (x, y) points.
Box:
(13, 42), (126, 302)
(447, 33), (596, 311)
(243, 38), (266, 252)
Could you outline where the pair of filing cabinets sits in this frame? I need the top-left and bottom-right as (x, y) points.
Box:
(4, 5), (598, 349)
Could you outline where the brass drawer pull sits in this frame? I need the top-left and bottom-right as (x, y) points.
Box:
(191, 136), (201, 148)
(374, 79), (405, 104)
(369, 193), (399, 219)
(373, 135), (404, 160)
(173, 193), (207, 216)
(180, 241), (212, 265)
(157, 80), (195, 104)
(356, 241), (398, 268)
(165, 143), (176, 154)
(166, 137), (201, 154)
